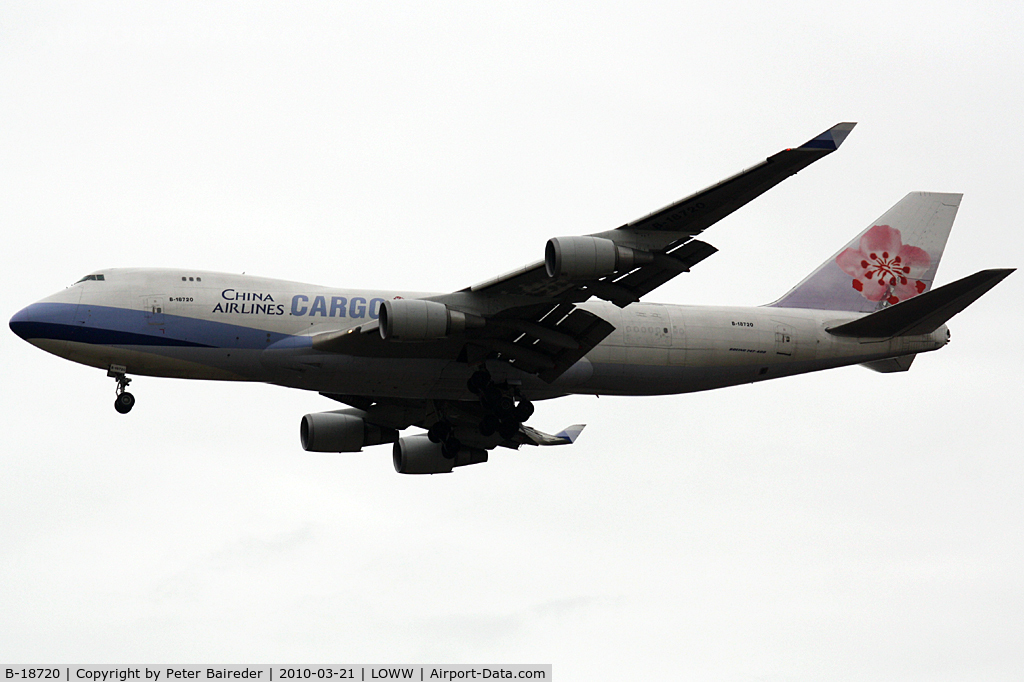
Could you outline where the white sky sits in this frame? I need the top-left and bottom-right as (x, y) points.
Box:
(2, 2), (1022, 679)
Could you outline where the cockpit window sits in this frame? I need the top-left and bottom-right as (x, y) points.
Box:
(74, 274), (106, 284)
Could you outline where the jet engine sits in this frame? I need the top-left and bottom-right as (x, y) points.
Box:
(379, 299), (474, 341)
(392, 434), (488, 474)
(300, 410), (398, 452)
(545, 236), (653, 280)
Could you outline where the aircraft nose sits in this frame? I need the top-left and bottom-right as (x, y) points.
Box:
(9, 305), (35, 341)
(9, 301), (77, 343)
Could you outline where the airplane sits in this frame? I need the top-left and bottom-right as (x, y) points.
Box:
(9, 123), (1014, 474)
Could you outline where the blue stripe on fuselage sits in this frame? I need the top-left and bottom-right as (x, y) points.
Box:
(11, 302), (295, 349)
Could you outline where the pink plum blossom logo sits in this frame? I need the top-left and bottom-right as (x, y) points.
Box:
(836, 224), (931, 305)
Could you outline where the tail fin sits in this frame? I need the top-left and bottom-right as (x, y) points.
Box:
(768, 192), (963, 312)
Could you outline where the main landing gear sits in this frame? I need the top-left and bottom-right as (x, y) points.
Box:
(427, 420), (462, 459)
(469, 369), (533, 440)
(426, 370), (535, 459)
(108, 365), (135, 414)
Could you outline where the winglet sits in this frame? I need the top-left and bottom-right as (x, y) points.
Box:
(555, 424), (586, 444)
(520, 423), (586, 446)
(799, 122), (857, 151)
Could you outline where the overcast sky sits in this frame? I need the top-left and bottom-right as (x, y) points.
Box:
(2, 2), (1022, 679)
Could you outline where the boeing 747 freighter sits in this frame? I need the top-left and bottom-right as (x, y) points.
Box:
(10, 123), (1013, 473)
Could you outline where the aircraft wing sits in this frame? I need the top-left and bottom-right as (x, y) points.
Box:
(323, 124), (856, 383)
(608, 122), (856, 241)
(425, 123), (855, 380)
(458, 122), (855, 306)
(311, 300), (617, 383)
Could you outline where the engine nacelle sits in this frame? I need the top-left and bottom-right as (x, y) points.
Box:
(545, 236), (653, 280)
(300, 410), (398, 452)
(392, 434), (488, 474)
(379, 299), (469, 341)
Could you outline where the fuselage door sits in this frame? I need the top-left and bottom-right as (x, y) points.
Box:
(144, 296), (166, 327)
(774, 324), (793, 356)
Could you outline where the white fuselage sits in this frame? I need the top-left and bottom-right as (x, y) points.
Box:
(14, 268), (948, 402)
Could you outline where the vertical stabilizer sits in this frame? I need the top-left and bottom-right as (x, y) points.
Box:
(768, 192), (962, 312)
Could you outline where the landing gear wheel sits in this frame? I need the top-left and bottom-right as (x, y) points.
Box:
(441, 436), (461, 459)
(514, 400), (535, 422)
(108, 366), (134, 414)
(114, 392), (135, 414)
(495, 395), (515, 416)
(427, 421), (452, 443)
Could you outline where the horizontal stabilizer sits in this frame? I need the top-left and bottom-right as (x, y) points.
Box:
(520, 423), (585, 446)
(860, 355), (917, 373)
(828, 268), (1014, 338)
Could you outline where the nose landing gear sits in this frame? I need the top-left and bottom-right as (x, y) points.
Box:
(108, 365), (135, 414)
